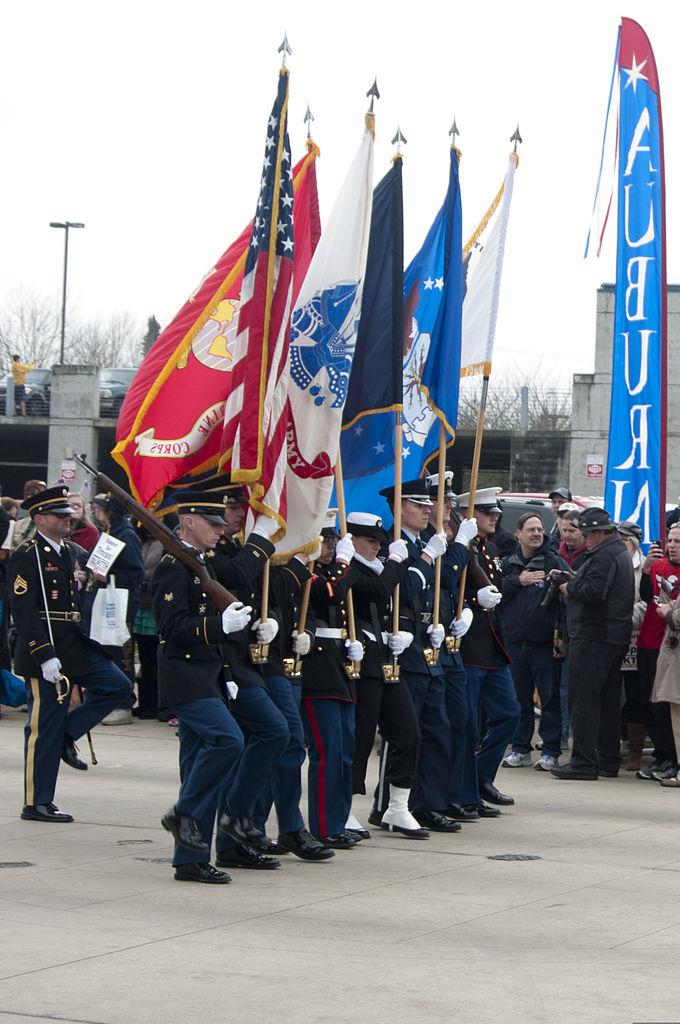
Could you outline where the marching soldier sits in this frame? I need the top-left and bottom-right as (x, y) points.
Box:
(8, 486), (134, 823)
(153, 490), (256, 884)
(370, 479), (460, 834)
(345, 511), (424, 839)
(301, 512), (364, 848)
(456, 488), (521, 816)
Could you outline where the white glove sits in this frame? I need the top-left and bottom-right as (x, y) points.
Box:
(388, 539), (409, 563)
(477, 585), (502, 609)
(423, 532), (447, 560)
(345, 639), (364, 663)
(387, 630), (413, 655)
(221, 601), (253, 634)
(335, 534), (355, 565)
(427, 623), (445, 649)
(41, 657), (63, 683)
(292, 630), (311, 656)
(252, 617), (279, 644)
(226, 681), (239, 700)
(449, 607), (473, 638)
(252, 515), (278, 540)
(454, 518), (478, 548)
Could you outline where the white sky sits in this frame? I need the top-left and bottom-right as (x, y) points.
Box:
(2, 0), (677, 384)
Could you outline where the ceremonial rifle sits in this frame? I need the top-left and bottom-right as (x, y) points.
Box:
(73, 456), (238, 611)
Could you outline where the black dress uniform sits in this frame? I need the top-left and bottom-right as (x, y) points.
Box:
(348, 538), (420, 803)
(8, 487), (133, 820)
(301, 558), (358, 840)
(152, 533), (245, 871)
(459, 528), (520, 807)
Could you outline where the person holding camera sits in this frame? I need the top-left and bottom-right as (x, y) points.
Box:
(501, 513), (571, 772)
(551, 508), (634, 781)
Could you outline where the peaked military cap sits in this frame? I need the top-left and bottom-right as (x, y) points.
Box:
(172, 491), (229, 525)
(578, 507), (616, 533)
(321, 508), (339, 539)
(426, 471), (455, 499)
(347, 511), (389, 543)
(23, 485), (77, 518)
(455, 487), (502, 513)
(379, 479), (433, 507)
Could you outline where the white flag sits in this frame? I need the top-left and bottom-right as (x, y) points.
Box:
(461, 153), (518, 377)
(277, 123), (375, 557)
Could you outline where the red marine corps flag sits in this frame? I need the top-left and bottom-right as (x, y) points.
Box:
(112, 95), (319, 508)
(219, 64), (296, 539)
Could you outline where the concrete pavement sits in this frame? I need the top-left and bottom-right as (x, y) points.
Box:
(1, 708), (680, 1024)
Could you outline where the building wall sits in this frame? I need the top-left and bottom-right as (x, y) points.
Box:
(569, 285), (680, 504)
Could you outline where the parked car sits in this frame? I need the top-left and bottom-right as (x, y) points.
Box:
(99, 367), (138, 417)
(497, 492), (600, 533)
(0, 368), (52, 416)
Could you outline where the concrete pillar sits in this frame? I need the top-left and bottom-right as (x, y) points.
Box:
(47, 365), (99, 490)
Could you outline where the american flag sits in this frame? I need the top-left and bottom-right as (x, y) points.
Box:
(221, 69), (295, 537)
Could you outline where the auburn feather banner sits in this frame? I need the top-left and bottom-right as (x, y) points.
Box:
(112, 138), (320, 508)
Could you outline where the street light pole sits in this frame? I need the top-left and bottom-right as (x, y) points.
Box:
(49, 221), (85, 364)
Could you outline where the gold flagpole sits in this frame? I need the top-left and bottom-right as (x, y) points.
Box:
(334, 455), (360, 679)
(426, 420), (447, 665)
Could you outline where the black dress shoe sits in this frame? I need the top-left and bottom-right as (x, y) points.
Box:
(216, 814), (265, 846)
(367, 810), (383, 828)
(598, 768), (619, 778)
(447, 803), (480, 821)
(480, 781), (515, 805)
(465, 801), (501, 818)
(249, 836), (289, 855)
(550, 763), (598, 781)
(415, 811), (462, 833)
(161, 808), (209, 852)
(277, 828), (335, 860)
(346, 827), (370, 841)
(21, 803), (74, 823)
(61, 736), (88, 771)
(174, 862), (231, 884)
(319, 832), (357, 849)
(216, 844), (280, 869)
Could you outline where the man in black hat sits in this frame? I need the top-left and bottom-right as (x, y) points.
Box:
(551, 507), (634, 781)
(153, 490), (273, 883)
(370, 479), (461, 833)
(8, 487), (134, 823)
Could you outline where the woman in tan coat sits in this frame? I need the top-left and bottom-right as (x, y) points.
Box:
(651, 594), (680, 787)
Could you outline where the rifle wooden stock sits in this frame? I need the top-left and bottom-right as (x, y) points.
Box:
(74, 457), (238, 611)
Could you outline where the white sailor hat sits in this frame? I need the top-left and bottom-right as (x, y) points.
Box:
(347, 512), (389, 543)
(426, 471), (455, 499)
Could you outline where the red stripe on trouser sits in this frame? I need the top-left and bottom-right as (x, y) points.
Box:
(303, 698), (328, 838)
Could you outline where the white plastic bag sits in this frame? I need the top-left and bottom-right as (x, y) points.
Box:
(89, 576), (130, 647)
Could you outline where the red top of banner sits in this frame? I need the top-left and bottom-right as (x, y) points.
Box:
(619, 17), (659, 94)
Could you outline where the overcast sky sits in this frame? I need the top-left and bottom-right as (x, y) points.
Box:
(2, 1), (677, 384)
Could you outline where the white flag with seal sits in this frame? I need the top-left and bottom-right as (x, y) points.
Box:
(278, 121), (375, 557)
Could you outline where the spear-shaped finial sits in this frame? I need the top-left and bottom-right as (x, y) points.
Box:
(278, 32), (292, 67)
(510, 124), (523, 152)
(366, 77), (380, 114)
(391, 125), (407, 154)
(449, 118), (460, 141)
(304, 104), (314, 140)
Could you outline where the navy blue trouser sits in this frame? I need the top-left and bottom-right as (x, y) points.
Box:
(443, 655), (472, 807)
(23, 650), (133, 807)
(506, 641), (563, 758)
(252, 676), (305, 836)
(375, 670), (451, 815)
(215, 684), (290, 853)
(170, 697), (244, 867)
(462, 664), (521, 805)
(302, 697), (354, 839)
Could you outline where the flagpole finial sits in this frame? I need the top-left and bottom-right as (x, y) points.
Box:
(391, 124), (407, 158)
(449, 117), (461, 158)
(510, 124), (523, 152)
(278, 32), (292, 68)
(365, 77), (380, 137)
(304, 104), (314, 140)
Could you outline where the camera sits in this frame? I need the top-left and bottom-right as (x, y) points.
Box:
(540, 570), (574, 609)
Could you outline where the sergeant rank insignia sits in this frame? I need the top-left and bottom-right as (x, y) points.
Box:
(13, 575), (28, 596)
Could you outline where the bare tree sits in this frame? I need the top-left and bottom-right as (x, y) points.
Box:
(68, 311), (143, 367)
(0, 289), (60, 370)
(142, 315), (161, 356)
(457, 370), (572, 431)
